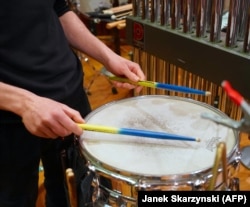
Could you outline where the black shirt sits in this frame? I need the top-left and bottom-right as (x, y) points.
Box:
(0, 0), (87, 121)
(0, 0), (83, 100)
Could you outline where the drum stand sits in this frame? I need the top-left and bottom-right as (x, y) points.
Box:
(208, 142), (240, 191)
(78, 52), (118, 96)
(65, 168), (78, 207)
(202, 81), (250, 190)
(241, 137), (250, 170)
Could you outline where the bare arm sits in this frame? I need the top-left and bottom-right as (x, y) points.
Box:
(0, 11), (146, 139)
(0, 82), (84, 138)
(59, 11), (115, 65)
(59, 11), (145, 92)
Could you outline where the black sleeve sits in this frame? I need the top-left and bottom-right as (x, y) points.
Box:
(54, 0), (70, 17)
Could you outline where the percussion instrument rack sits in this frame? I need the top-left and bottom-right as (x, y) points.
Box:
(126, 0), (250, 99)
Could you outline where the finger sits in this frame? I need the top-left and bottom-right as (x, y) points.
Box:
(36, 110), (80, 138)
(59, 107), (84, 136)
(112, 81), (134, 90)
(51, 116), (82, 137)
(62, 105), (85, 123)
(126, 63), (146, 82)
(37, 126), (59, 139)
(112, 79), (143, 93)
(23, 117), (59, 139)
(132, 67), (146, 81)
(122, 69), (140, 82)
(64, 122), (83, 136)
(134, 85), (143, 93)
(52, 129), (72, 138)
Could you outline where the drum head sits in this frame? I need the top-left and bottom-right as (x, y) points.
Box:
(80, 95), (237, 176)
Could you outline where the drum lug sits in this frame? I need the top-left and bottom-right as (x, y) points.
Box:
(113, 196), (127, 207)
(86, 163), (133, 207)
(87, 162), (96, 172)
(236, 150), (242, 161)
(191, 178), (206, 190)
(226, 177), (240, 191)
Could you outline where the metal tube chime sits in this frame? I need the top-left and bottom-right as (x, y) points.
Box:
(130, 0), (248, 120)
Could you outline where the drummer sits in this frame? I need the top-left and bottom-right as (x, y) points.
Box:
(0, 1), (145, 207)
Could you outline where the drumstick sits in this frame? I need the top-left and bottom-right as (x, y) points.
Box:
(102, 4), (132, 15)
(77, 123), (201, 142)
(117, 22), (126, 30)
(108, 76), (211, 96)
(106, 20), (125, 29)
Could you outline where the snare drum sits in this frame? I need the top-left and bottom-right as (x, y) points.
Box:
(79, 95), (240, 206)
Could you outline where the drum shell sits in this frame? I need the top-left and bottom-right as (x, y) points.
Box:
(81, 147), (240, 206)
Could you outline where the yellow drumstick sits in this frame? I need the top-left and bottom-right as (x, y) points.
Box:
(109, 76), (211, 96)
(78, 123), (200, 142)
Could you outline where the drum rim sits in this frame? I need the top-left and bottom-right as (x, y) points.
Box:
(79, 95), (239, 183)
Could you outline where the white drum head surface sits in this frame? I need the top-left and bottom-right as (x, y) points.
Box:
(80, 96), (236, 176)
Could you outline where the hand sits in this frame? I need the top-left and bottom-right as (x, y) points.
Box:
(21, 95), (84, 139)
(105, 55), (146, 93)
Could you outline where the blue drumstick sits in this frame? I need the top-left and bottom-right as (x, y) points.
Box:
(78, 123), (201, 142)
(109, 76), (211, 96)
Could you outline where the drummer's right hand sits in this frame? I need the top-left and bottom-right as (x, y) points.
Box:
(20, 95), (85, 138)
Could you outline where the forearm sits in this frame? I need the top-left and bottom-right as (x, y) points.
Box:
(0, 82), (84, 137)
(59, 11), (117, 65)
(59, 10), (146, 90)
(0, 82), (34, 117)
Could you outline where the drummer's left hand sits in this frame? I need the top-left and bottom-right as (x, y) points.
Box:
(105, 54), (146, 93)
